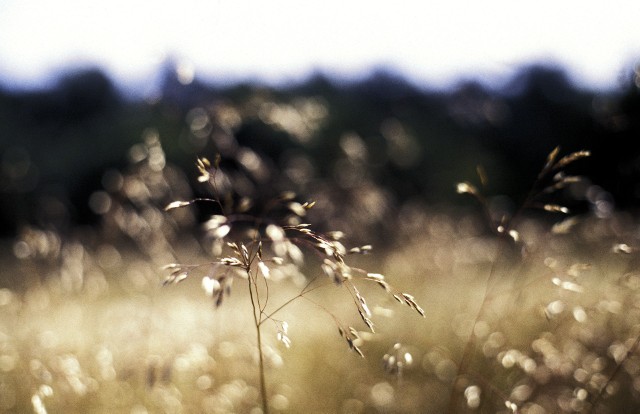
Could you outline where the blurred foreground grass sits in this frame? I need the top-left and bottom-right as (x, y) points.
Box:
(2, 212), (640, 413)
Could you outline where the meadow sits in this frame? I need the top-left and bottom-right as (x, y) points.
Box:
(1, 136), (640, 414)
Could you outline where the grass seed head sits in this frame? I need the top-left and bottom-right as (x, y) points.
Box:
(456, 182), (479, 196)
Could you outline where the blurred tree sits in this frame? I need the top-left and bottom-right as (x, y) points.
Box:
(1, 62), (639, 238)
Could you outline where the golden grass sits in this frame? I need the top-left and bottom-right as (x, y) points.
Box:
(2, 211), (640, 413)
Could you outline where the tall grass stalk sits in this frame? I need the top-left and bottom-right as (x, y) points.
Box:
(163, 155), (425, 412)
(246, 263), (269, 414)
(448, 147), (591, 412)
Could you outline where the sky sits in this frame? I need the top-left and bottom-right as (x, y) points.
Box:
(0, 0), (639, 93)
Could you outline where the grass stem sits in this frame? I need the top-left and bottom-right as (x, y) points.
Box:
(248, 271), (270, 414)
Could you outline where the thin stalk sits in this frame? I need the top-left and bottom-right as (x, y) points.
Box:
(447, 250), (500, 413)
(260, 276), (327, 325)
(447, 231), (521, 413)
(247, 271), (269, 414)
(448, 161), (551, 412)
(588, 332), (640, 413)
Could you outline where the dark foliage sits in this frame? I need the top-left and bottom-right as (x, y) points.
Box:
(0, 63), (639, 236)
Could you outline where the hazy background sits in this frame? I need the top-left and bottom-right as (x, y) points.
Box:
(1, 0), (640, 236)
(3, 4), (640, 413)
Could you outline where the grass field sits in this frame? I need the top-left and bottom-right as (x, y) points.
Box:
(2, 208), (640, 413)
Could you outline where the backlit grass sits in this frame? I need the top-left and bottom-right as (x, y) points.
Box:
(2, 210), (640, 413)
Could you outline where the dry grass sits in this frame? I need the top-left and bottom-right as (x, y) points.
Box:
(159, 152), (426, 413)
(3, 139), (640, 413)
(2, 210), (640, 413)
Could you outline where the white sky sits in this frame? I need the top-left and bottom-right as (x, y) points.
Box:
(0, 0), (639, 91)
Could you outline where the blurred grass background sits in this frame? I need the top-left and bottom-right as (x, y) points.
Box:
(1, 63), (640, 237)
(3, 208), (640, 413)
(1, 63), (640, 413)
